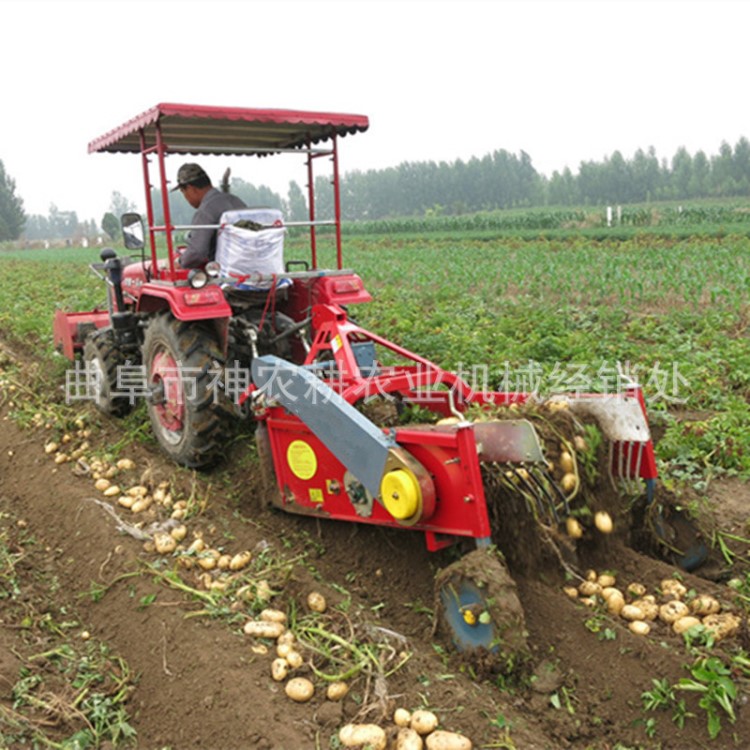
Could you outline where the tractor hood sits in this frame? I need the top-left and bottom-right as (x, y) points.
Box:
(88, 103), (370, 156)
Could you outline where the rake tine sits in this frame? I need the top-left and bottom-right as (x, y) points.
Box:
(510, 465), (559, 524)
(525, 467), (562, 523)
(539, 467), (572, 517)
(503, 464), (546, 518)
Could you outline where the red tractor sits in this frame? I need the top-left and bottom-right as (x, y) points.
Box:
(55, 104), (676, 660)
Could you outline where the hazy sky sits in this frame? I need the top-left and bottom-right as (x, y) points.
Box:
(2, 0), (748, 220)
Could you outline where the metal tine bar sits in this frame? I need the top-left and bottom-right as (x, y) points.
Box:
(634, 442), (644, 482)
(506, 464), (548, 520)
(534, 466), (571, 517)
(607, 441), (617, 492)
(626, 440), (635, 481)
(526, 468), (562, 523)
(617, 440), (625, 480)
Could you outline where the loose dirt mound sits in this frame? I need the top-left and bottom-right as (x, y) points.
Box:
(2, 345), (750, 749)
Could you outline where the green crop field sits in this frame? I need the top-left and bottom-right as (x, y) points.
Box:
(1, 228), (748, 492)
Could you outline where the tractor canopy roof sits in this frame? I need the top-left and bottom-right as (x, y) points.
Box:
(88, 103), (370, 156)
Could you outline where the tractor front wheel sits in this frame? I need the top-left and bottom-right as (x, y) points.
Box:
(83, 328), (135, 418)
(143, 313), (229, 468)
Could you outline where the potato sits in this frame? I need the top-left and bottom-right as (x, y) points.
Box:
(260, 608), (287, 624)
(197, 550), (220, 571)
(673, 616), (702, 635)
(573, 435), (588, 452)
(176, 554), (194, 570)
(271, 658), (289, 682)
(44, 441), (59, 454)
(285, 677), (315, 703)
(559, 451), (574, 474)
(632, 598), (659, 621)
(659, 600), (689, 624)
(606, 592), (625, 616)
(126, 485), (148, 498)
(103, 484), (121, 497)
(578, 581), (601, 597)
(620, 604), (645, 621)
(277, 642), (293, 659)
(286, 650), (304, 669)
(661, 578), (687, 600)
(690, 594), (721, 616)
(396, 727), (424, 750)
(702, 613), (741, 641)
(130, 497), (152, 514)
(277, 630), (296, 647)
(600, 586), (620, 601)
(94, 478), (111, 492)
(117, 494), (136, 509)
(627, 582), (647, 598)
(217, 554), (232, 570)
(229, 550), (252, 571)
(153, 532), (177, 555)
(410, 710), (439, 735)
(326, 681), (349, 701)
(425, 730), (473, 750)
(629, 620), (650, 636)
(116, 458), (136, 471)
(394, 708), (412, 727)
(562, 586), (578, 600)
(170, 524), (187, 542)
(187, 538), (205, 554)
(256, 580), (273, 602)
(565, 517), (583, 539)
(594, 511), (613, 534)
(560, 472), (577, 493)
(339, 724), (386, 750)
(243, 620), (286, 639)
(597, 574), (617, 588)
(307, 591), (327, 613)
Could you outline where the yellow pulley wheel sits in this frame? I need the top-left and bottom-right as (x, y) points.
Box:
(380, 468), (421, 521)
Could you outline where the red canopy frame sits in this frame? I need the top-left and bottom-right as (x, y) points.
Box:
(89, 103), (370, 274)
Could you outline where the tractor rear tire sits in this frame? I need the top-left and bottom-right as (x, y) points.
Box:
(143, 313), (230, 469)
(82, 328), (135, 418)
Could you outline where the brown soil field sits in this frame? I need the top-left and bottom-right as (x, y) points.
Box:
(1, 342), (750, 750)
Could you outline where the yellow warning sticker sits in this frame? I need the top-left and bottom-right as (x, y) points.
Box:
(331, 335), (343, 353)
(287, 440), (317, 480)
(309, 488), (324, 504)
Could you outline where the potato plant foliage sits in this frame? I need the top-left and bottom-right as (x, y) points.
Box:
(0, 225), (748, 492)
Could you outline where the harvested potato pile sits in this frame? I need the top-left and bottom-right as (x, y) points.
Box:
(564, 569), (741, 641)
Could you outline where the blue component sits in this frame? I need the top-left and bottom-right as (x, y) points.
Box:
(439, 580), (497, 652)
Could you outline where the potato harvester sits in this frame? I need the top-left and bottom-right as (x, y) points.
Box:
(53, 104), (675, 661)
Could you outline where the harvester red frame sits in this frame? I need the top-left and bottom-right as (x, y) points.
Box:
(53, 103), (668, 655)
(246, 303), (658, 552)
(56, 102), (658, 557)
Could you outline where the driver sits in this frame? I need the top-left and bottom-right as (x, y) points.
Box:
(172, 163), (246, 268)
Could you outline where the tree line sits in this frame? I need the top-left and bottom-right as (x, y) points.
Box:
(3, 137), (750, 242)
(322, 137), (750, 220)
